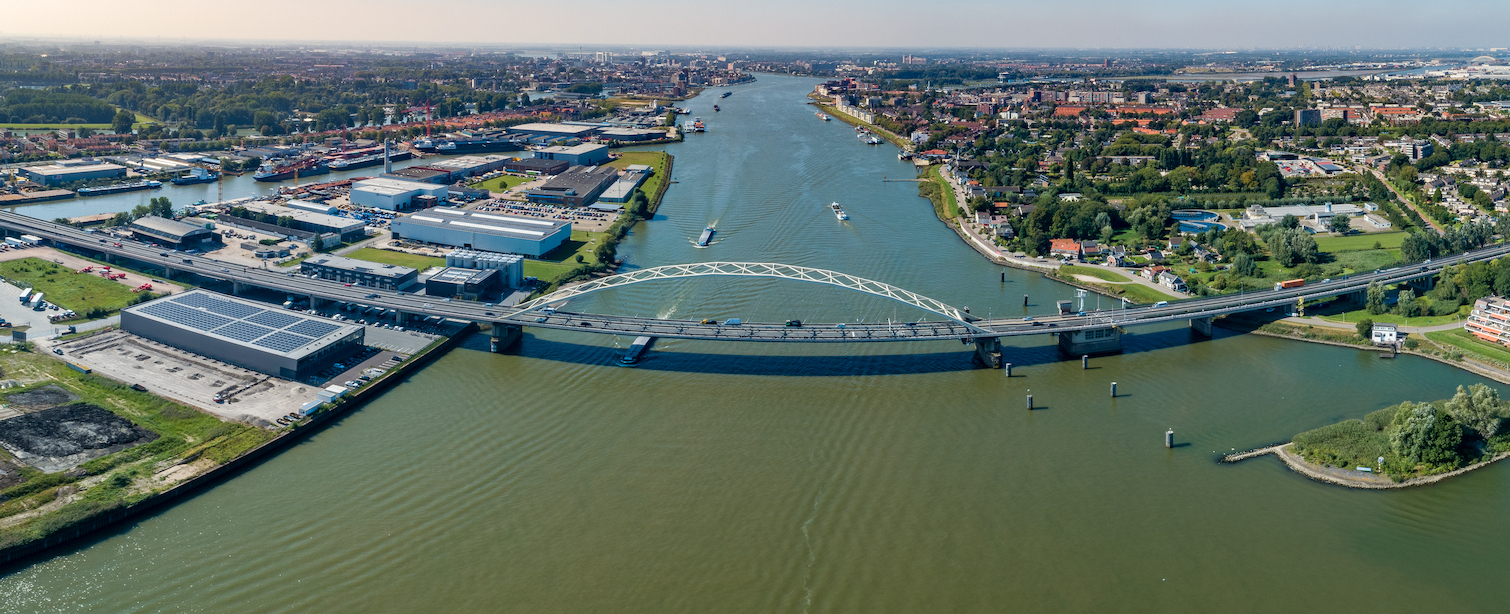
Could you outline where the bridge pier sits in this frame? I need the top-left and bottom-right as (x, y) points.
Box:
(491, 323), (522, 353)
(231, 281), (248, 295)
(1190, 316), (1213, 337)
(973, 336), (1002, 368)
(1057, 327), (1122, 356)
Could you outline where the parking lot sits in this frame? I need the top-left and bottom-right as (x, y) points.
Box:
(49, 330), (322, 426)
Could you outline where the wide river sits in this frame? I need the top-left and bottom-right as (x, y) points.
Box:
(3, 74), (1509, 613)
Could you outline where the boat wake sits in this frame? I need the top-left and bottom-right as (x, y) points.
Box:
(800, 489), (822, 614)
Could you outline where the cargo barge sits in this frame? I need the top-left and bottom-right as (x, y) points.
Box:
(77, 180), (162, 196)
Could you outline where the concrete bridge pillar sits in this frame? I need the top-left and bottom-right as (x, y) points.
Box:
(1190, 316), (1213, 337)
(311, 296), (333, 311)
(491, 323), (522, 353)
(163, 266), (174, 279)
(232, 281), (248, 295)
(972, 336), (1002, 369)
(1057, 327), (1122, 356)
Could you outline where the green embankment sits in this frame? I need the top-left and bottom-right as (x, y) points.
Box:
(470, 175), (534, 192)
(0, 258), (146, 317)
(346, 248), (445, 271)
(524, 230), (605, 281)
(1313, 232), (1407, 253)
(1426, 328), (1510, 366)
(918, 166), (959, 221)
(1059, 265), (1130, 283)
(0, 353), (272, 550)
(608, 151), (672, 214)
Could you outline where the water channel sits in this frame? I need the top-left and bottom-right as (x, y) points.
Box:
(2, 74), (1509, 613)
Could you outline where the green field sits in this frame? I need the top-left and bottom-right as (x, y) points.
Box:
(1426, 327), (1510, 366)
(346, 248), (445, 270)
(0, 258), (143, 317)
(1116, 284), (1179, 304)
(1060, 265), (1130, 282)
(1314, 232), (1407, 253)
(608, 151), (669, 204)
(523, 230), (606, 281)
(470, 174), (535, 192)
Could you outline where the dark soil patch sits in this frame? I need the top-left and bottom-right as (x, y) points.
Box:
(0, 403), (157, 473)
(0, 458), (21, 490)
(4, 384), (79, 407)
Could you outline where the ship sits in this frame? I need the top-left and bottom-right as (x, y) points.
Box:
(862, 135), (883, 145)
(720, 91), (731, 98)
(253, 157), (330, 182)
(831, 202), (849, 221)
(171, 167), (219, 185)
(713, 105), (720, 112)
(329, 149), (413, 171)
(77, 180), (162, 196)
(410, 132), (521, 154)
(691, 118), (706, 132)
(696, 226), (716, 247)
(816, 112), (830, 121)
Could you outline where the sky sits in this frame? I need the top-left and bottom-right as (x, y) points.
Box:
(6, 0), (1510, 50)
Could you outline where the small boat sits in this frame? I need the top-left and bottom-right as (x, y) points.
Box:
(697, 226), (716, 247)
(713, 105), (720, 112)
(720, 92), (731, 98)
(831, 202), (849, 221)
(816, 112), (830, 121)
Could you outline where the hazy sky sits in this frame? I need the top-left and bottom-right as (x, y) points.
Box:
(8, 0), (1510, 50)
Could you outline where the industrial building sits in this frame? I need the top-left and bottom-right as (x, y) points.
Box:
(533, 143), (611, 167)
(526, 165), (620, 207)
(600, 127), (668, 142)
(300, 254), (418, 290)
(446, 249), (524, 288)
(424, 155), (512, 181)
(129, 216), (223, 251)
(425, 267), (502, 300)
(226, 202), (368, 243)
(350, 177), (450, 211)
(597, 170), (649, 203)
(121, 290), (365, 381)
(391, 207), (570, 257)
(503, 158), (569, 176)
(380, 166), (451, 184)
(22, 160), (127, 186)
(505, 123), (599, 140)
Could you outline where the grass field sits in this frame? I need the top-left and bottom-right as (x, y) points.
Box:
(1314, 298), (1467, 327)
(1426, 328), (1510, 366)
(608, 151), (669, 204)
(523, 230), (606, 281)
(1117, 284), (1179, 304)
(1314, 232), (1407, 252)
(0, 258), (141, 316)
(346, 248), (445, 271)
(470, 175), (535, 192)
(1060, 265), (1130, 282)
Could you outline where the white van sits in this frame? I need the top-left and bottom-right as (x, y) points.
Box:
(1152, 301), (1168, 308)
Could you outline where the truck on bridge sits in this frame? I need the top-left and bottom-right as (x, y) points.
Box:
(1274, 279), (1305, 291)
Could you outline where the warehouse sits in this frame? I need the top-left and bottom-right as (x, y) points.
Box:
(300, 254), (418, 290)
(503, 158), (569, 176)
(129, 216), (223, 250)
(391, 207), (570, 257)
(350, 177), (450, 211)
(380, 166), (451, 184)
(533, 143), (611, 167)
(227, 202), (368, 243)
(425, 155), (512, 181)
(597, 170), (649, 203)
(425, 267), (502, 300)
(505, 122), (599, 140)
(121, 290), (364, 381)
(22, 159), (127, 186)
(526, 165), (620, 207)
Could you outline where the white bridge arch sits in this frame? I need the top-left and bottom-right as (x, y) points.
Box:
(514, 262), (988, 332)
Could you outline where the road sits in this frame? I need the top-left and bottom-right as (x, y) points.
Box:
(1, 211), (1507, 343)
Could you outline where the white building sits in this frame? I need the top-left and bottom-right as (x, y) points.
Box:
(1371, 323), (1398, 345)
(350, 178), (449, 211)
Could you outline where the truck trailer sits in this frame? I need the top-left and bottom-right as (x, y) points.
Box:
(1274, 279), (1305, 291)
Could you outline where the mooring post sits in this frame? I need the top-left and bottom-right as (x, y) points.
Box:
(1001, 272), (1006, 282)
(1165, 429), (1174, 448)
(1026, 391), (1033, 410)
(1023, 294), (1029, 307)
(1110, 381), (1117, 397)
(1082, 354), (1088, 369)
(1004, 363), (1012, 377)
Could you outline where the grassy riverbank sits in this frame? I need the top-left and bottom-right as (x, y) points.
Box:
(918, 166), (959, 221)
(809, 101), (911, 150)
(608, 151), (672, 215)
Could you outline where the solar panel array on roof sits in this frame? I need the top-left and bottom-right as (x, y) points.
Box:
(255, 331), (315, 353)
(247, 310), (301, 329)
(286, 320), (340, 338)
(214, 321), (275, 343)
(174, 292), (262, 319)
(140, 302), (232, 331)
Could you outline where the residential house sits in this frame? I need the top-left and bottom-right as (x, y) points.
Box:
(1371, 323), (1399, 345)
(1157, 271), (1188, 292)
(1050, 238), (1083, 258)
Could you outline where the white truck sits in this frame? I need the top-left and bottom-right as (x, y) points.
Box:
(30, 292), (45, 310)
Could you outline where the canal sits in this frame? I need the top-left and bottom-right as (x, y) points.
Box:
(2, 74), (1509, 613)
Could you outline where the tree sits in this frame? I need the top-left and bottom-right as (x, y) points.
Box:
(309, 235), (324, 252)
(1356, 318), (1374, 340)
(1366, 281), (1387, 315)
(1389, 402), (1462, 466)
(1401, 232), (1433, 262)
(1232, 252), (1257, 277)
(1396, 288), (1419, 317)
(111, 109), (135, 135)
(1328, 213), (1352, 234)
(1443, 383), (1507, 440)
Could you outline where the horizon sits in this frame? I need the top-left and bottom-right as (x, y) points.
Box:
(5, 0), (1510, 50)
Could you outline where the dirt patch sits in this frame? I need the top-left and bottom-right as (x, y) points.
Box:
(0, 403), (158, 473)
(4, 384), (79, 408)
(0, 457), (22, 490)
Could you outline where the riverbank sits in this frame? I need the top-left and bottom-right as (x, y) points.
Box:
(1224, 443), (1510, 489)
(0, 324), (474, 568)
(807, 99), (912, 151)
(1223, 316), (1510, 386)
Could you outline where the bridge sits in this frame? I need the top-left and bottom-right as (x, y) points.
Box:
(1, 211), (1506, 366)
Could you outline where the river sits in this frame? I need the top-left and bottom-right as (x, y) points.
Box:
(2, 74), (1509, 613)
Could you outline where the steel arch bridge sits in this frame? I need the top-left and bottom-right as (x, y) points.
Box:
(514, 262), (989, 333)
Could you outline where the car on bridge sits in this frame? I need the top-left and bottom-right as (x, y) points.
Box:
(785, 320), (802, 327)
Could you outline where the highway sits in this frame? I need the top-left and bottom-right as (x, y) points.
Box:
(2, 211), (1507, 343)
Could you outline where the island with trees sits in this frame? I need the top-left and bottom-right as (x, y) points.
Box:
(1265, 384), (1510, 488)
